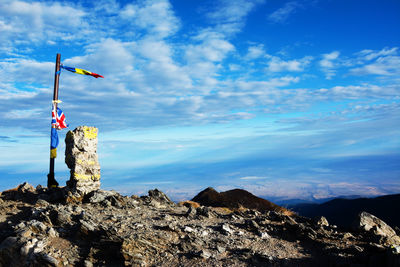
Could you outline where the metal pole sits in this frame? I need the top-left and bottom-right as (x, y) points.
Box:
(48, 53), (61, 188)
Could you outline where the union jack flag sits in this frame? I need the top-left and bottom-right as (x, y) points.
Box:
(52, 105), (68, 130)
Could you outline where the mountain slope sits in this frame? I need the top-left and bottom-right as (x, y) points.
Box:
(290, 194), (400, 229)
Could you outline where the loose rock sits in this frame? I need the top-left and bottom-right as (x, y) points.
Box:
(1, 185), (399, 267)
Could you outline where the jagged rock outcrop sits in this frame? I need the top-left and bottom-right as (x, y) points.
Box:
(354, 211), (400, 246)
(65, 126), (101, 194)
(192, 187), (293, 215)
(1, 183), (400, 266)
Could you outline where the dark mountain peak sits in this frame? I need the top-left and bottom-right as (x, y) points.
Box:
(192, 187), (293, 215)
(223, 188), (253, 196)
(203, 187), (218, 193)
(192, 187), (223, 207)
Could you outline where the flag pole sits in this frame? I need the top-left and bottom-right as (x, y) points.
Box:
(48, 53), (61, 188)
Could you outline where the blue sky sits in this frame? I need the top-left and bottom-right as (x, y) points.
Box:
(0, 0), (399, 201)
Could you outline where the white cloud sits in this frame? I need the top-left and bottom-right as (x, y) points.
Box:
(245, 44), (266, 60)
(2, 46), (397, 133)
(83, 39), (135, 73)
(320, 51), (340, 68)
(206, 0), (264, 35)
(0, 20), (13, 31)
(138, 39), (192, 92)
(317, 47), (400, 79)
(0, 0), (181, 55)
(350, 51), (400, 76)
(317, 83), (400, 101)
(126, 0), (180, 38)
(59, 36), (192, 95)
(239, 176), (267, 180)
(0, 88), (38, 100)
(4, 108), (42, 119)
(183, 30), (235, 92)
(319, 51), (340, 79)
(186, 31), (235, 63)
(330, 85), (383, 98)
(357, 47), (398, 61)
(207, 0), (263, 23)
(91, 0), (121, 14)
(0, 58), (53, 85)
(268, 1), (300, 23)
(228, 64), (240, 71)
(0, 0), (87, 46)
(267, 55), (312, 72)
(233, 76), (300, 91)
(120, 4), (136, 18)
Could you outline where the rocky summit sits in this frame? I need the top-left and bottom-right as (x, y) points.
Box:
(0, 183), (399, 267)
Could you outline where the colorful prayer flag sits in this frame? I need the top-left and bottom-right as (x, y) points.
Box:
(50, 128), (58, 158)
(61, 65), (104, 78)
(52, 105), (68, 130)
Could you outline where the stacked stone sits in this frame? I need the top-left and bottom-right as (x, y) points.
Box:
(65, 126), (101, 194)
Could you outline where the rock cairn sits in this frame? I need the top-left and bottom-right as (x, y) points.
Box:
(65, 126), (100, 194)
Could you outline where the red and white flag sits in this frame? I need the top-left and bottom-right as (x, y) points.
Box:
(52, 105), (68, 130)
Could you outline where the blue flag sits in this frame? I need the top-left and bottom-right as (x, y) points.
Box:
(50, 128), (59, 149)
(50, 127), (59, 158)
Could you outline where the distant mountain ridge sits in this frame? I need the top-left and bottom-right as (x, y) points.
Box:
(266, 195), (364, 206)
(290, 193), (400, 229)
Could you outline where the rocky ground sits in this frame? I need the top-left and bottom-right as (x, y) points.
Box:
(0, 183), (399, 267)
